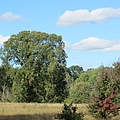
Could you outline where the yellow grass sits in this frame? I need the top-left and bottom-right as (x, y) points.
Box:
(0, 103), (119, 120)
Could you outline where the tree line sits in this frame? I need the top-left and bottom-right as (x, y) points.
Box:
(0, 31), (120, 110)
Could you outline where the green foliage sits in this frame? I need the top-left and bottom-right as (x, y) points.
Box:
(0, 85), (13, 102)
(66, 69), (100, 104)
(78, 68), (100, 83)
(55, 103), (84, 120)
(89, 67), (120, 119)
(3, 31), (66, 66)
(65, 82), (91, 103)
(12, 68), (33, 102)
(68, 65), (83, 81)
(1, 31), (67, 103)
(0, 65), (13, 90)
(0, 64), (14, 102)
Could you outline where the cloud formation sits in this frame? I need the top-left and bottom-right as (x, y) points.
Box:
(71, 37), (120, 52)
(0, 12), (22, 21)
(57, 8), (120, 26)
(0, 35), (10, 45)
(1, 35), (120, 52)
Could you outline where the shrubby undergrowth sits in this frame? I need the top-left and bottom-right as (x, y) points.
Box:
(89, 65), (120, 119)
(55, 103), (84, 120)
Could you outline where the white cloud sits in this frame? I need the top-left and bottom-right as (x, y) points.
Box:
(64, 41), (71, 49)
(0, 35), (10, 45)
(57, 8), (120, 26)
(0, 12), (22, 21)
(71, 37), (120, 52)
(103, 44), (120, 51)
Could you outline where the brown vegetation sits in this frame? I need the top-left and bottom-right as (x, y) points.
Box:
(0, 103), (119, 120)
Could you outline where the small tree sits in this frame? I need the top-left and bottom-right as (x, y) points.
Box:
(89, 67), (120, 119)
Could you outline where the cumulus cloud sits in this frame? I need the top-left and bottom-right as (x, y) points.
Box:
(71, 37), (120, 52)
(0, 12), (22, 21)
(0, 35), (10, 45)
(57, 8), (120, 26)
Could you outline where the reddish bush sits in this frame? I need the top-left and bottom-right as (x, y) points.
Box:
(89, 67), (120, 119)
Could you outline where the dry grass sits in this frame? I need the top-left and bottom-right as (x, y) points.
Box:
(0, 103), (119, 120)
(0, 103), (61, 120)
(0, 103), (62, 115)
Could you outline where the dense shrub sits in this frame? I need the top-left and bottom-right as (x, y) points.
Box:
(55, 103), (84, 120)
(89, 67), (120, 119)
(65, 82), (91, 103)
(89, 90), (119, 119)
(65, 69), (100, 104)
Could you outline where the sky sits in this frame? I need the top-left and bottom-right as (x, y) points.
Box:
(0, 0), (120, 70)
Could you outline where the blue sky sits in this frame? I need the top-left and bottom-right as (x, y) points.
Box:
(0, 0), (120, 70)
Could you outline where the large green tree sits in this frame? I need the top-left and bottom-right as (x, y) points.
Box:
(2, 31), (67, 103)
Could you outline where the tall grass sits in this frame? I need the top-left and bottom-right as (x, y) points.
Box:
(0, 103), (119, 120)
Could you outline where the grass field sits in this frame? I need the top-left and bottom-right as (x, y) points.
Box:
(0, 103), (119, 120)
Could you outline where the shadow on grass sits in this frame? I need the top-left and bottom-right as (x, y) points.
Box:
(0, 114), (57, 120)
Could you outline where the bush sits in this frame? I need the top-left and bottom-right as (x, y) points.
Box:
(89, 91), (119, 119)
(88, 67), (120, 119)
(65, 69), (100, 104)
(65, 82), (91, 103)
(55, 103), (84, 120)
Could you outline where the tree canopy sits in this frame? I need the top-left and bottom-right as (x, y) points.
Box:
(1, 31), (68, 103)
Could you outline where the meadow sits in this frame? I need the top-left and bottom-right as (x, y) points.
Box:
(0, 103), (119, 120)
